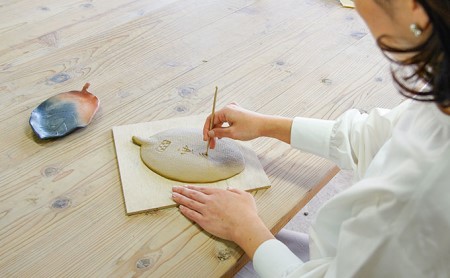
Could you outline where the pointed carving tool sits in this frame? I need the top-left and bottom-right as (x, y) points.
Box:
(205, 86), (218, 156)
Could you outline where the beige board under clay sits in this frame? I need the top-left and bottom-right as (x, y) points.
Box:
(112, 115), (270, 214)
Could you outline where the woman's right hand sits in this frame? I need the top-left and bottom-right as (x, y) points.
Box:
(203, 102), (293, 149)
(203, 103), (265, 149)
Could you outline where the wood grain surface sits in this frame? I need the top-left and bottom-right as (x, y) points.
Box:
(0, 0), (404, 277)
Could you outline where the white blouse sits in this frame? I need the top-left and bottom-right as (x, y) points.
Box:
(253, 100), (450, 277)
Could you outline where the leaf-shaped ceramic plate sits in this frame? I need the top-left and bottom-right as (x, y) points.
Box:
(29, 83), (100, 139)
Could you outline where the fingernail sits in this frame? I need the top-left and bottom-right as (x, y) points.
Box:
(208, 130), (214, 137)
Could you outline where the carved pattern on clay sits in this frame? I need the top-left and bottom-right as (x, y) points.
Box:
(156, 140), (171, 152)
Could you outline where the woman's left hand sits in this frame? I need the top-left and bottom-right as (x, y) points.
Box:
(171, 185), (274, 258)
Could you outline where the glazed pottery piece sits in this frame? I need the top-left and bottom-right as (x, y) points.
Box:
(29, 83), (100, 139)
(132, 128), (245, 183)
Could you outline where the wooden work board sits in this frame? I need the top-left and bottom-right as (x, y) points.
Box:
(112, 115), (271, 215)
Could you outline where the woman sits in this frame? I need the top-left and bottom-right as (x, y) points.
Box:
(172, 0), (450, 276)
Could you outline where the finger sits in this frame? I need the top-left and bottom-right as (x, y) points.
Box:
(204, 109), (228, 141)
(213, 110), (227, 126)
(204, 129), (214, 149)
(210, 127), (234, 140)
(172, 192), (205, 212)
(203, 115), (212, 141)
(226, 187), (246, 194)
(209, 136), (216, 149)
(172, 186), (209, 203)
(179, 205), (203, 223)
(184, 184), (222, 195)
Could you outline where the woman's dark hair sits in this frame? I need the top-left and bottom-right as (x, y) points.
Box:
(376, 0), (450, 107)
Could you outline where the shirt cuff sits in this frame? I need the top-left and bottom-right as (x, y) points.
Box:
(290, 117), (335, 159)
(253, 239), (303, 278)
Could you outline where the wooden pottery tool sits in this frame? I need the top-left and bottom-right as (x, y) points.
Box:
(205, 86), (218, 156)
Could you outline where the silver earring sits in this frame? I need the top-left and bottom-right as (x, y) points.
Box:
(410, 23), (423, 37)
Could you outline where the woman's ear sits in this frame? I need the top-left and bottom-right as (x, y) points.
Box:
(412, 0), (431, 30)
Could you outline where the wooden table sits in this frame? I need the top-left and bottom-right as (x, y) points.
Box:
(0, 0), (404, 277)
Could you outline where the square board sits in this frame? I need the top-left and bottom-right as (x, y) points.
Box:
(112, 115), (271, 215)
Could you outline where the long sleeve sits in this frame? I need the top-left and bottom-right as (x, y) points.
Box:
(252, 239), (304, 277)
(252, 101), (450, 277)
(290, 101), (410, 179)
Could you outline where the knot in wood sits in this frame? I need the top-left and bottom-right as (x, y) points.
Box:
(51, 197), (71, 209)
(174, 105), (189, 113)
(49, 73), (71, 84)
(321, 78), (332, 85)
(41, 165), (61, 177)
(136, 257), (154, 269)
(178, 87), (195, 98)
(217, 248), (233, 261)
